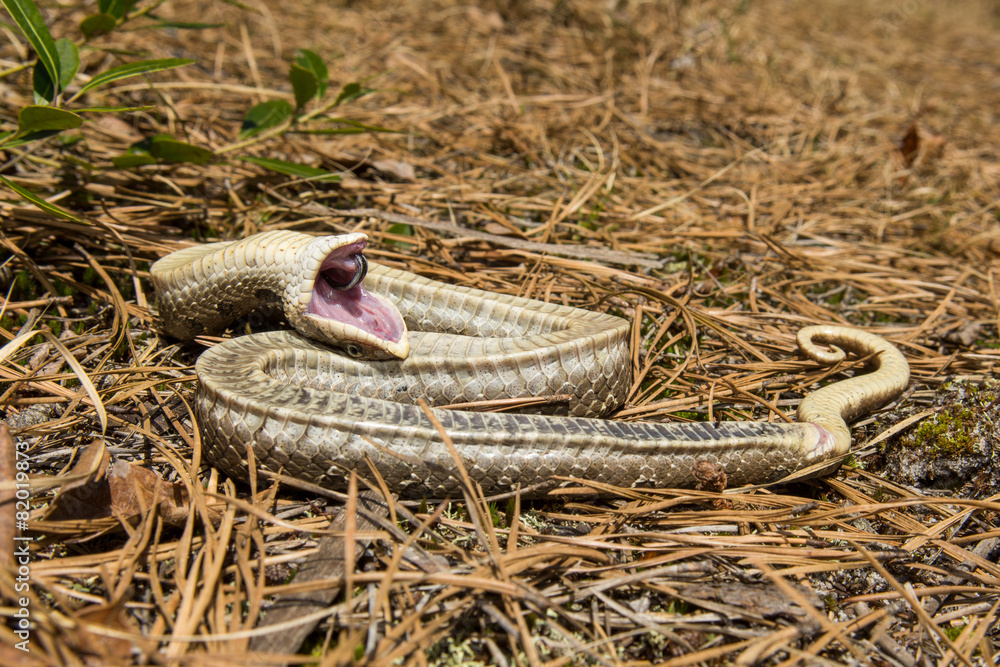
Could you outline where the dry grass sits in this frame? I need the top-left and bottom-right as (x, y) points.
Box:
(1, 0), (999, 664)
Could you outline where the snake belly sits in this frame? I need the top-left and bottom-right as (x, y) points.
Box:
(152, 231), (910, 498)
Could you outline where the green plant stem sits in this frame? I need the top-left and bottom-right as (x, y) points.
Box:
(213, 118), (296, 155)
(0, 61), (31, 79)
(0, 142), (61, 172)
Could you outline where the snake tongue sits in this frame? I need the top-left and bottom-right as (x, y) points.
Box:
(307, 242), (408, 359)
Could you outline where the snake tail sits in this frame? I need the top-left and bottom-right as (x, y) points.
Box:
(796, 324), (910, 455)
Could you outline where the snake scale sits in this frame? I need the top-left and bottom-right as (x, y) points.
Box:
(151, 230), (910, 498)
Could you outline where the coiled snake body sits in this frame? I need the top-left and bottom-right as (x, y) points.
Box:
(152, 231), (910, 497)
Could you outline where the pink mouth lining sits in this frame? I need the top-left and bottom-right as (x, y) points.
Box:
(307, 241), (405, 344)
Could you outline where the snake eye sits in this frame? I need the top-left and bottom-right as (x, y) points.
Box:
(321, 254), (368, 291)
(344, 343), (366, 358)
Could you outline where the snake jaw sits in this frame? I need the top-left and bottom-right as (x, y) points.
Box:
(292, 234), (409, 359)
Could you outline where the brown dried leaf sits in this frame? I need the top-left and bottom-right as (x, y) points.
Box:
(45, 447), (194, 526)
(370, 159), (417, 182)
(942, 322), (982, 347)
(480, 222), (520, 237)
(899, 122), (920, 167)
(692, 460), (731, 509)
(42, 440), (111, 522)
(692, 460), (727, 492)
(107, 460), (193, 525)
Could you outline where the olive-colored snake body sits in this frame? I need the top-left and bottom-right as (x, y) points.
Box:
(152, 231), (910, 497)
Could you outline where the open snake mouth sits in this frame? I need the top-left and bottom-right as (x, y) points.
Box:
(308, 240), (406, 346)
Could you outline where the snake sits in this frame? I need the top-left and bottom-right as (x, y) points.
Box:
(151, 230), (910, 498)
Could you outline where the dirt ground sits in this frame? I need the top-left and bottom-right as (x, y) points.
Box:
(1, 0), (999, 664)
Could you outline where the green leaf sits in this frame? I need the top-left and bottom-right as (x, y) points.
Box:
(289, 63), (318, 109)
(112, 153), (156, 168)
(113, 135), (213, 166)
(57, 133), (84, 147)
(1, 0), (61, 94)
(55, 38), (79, 89)
(98, 0), (126, 19)
(35, 39), (76, 103)
(239, 99), (292, 139)
(385, 222), (415, 250)
(16, 106), (82, 134)
(147, 134), (213, 164)
(240, 156), (340, 182)
(334, 82), (375, 106)
(112, 141), (155, 168)
(0, 175), (86, 222)
(294, 49), (327, 98)
(80, 12), (117, 38)
(32, 60), (54, 104)
(387, 223), (414, 237)
(74, 57), (194, 98)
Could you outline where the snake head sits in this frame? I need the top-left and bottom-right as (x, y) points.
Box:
(285, 233), (409, 359)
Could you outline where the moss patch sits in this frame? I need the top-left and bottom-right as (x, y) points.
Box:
(878, 380), (1000, 496)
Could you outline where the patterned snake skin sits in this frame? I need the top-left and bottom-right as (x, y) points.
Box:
(151, 231), (910, 497)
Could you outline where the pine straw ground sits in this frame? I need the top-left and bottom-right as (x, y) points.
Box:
(1, 0), (1000, 665)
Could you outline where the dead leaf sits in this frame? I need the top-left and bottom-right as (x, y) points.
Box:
(899, 122), (920, 167)
(898, 122), (946, 171)
(692, 459), (731, 509)
(42, 441), (111, 522)
(108, 460), (194, 525)
(65, 439), (109, 486)
(480, 222), (521, 237)
(370, 159), (417, 182)
(942, 322), (982, 347)
(45, 452), (200, 526)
